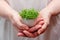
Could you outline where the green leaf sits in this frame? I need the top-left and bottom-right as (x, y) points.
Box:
(19, 8), (39, 19)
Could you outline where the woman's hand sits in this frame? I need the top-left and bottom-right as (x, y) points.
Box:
(28, 8), (52, 38)
(37, 8), (51, 34)
(0, 0), (30, 37)
(9, 12), (29, 30)
(9, 12), (31, 37)
(26, 0), (60, 37)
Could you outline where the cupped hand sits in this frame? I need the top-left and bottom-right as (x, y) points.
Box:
(37, 9), (51, 35)
(29, 8), (52, 37)
(9, 12), (29, 30)
(8, 11), (30, 37)
(18, 8), (52, 38)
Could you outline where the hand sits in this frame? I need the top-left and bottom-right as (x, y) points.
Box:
(25, 0), (60, 37)
(0, 0), (30, 37)
(28, 8), (52, 37)
(8, 11), (30, 37)
(37, 8), (51, 34)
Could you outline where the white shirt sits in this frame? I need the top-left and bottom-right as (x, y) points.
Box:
(0, 0), (60, 40)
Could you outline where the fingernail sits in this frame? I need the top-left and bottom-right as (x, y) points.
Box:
(17, 33), (22, 37)
(38, 30), (42, 35)
(38, 31), (41, 35)
(23, 30), (27, 33)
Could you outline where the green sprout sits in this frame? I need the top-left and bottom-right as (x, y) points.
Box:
(19, 8), (39, 19)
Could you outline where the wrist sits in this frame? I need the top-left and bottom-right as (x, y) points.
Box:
(7, 10), (19, 20)
(40, 7), (52, 17)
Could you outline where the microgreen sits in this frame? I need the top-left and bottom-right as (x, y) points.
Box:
(19, 8), (39, 19)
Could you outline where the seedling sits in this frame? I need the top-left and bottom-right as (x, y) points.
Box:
(19, 8), (39, 27)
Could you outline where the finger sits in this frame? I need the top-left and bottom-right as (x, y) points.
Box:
(23, 30), (35, 38)
(29, 21), (44, 33)
(17, 32), (25, 37)
(33, 18), (44, 26)
(38, 21), (44, 25)
(13, 25), (26, 37)
(29, 25), (41, 33)
(37, 23), (48, 35)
